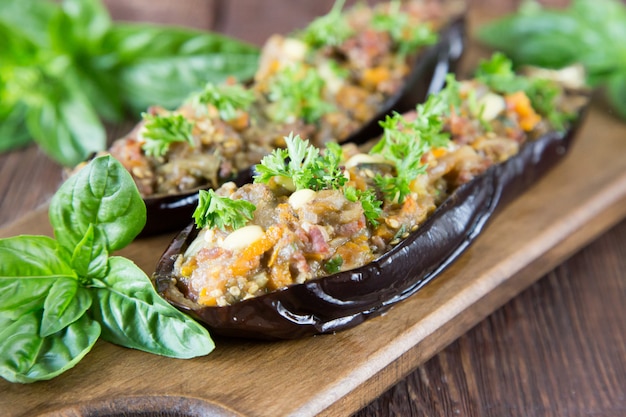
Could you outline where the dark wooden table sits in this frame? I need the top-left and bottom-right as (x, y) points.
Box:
(1, 1), (625, 416)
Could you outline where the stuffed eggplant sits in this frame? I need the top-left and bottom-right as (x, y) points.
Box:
(153, 54), (590, 340)
(88, 1), (466, 236)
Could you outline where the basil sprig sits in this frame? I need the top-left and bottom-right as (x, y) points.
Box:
(0, 155), (214, 384)
(0, 0), (259, 167)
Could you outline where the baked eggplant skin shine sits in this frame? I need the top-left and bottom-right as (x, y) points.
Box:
(139, 15), (466, 236)
(153, 99), (589, 340)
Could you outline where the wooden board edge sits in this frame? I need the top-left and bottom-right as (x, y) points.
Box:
(311, 177), (626, 417)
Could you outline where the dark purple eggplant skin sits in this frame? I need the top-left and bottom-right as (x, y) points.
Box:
(139, 15), (466, 237)
(153, 101), (589, 340)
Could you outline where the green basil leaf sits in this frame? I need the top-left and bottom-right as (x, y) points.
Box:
(48, 0), (111, 55)
(25, 85), (106, 167)
(71, 62), (126, 123)
(44, 0), (124, 123)
(0, 312), (99, 384)
(70, 223), (108, 279)
(0, 0), (57, 48)
(0, 313), (44, 383)
(0, 278), (51, 321)
(477, 12), (582, 68)
(0, 236), (70, 278)
(0, 236), (75, 319)
(41, 278), (92, 337)
(606, 71), (626, 120)
(477, 0), (626, 120)
(513, 33), (585, 69)
(105, 23), (259, 112)
(49, 155), (146, 254)
(0, 20), (40, 65)
(89, 257), (214, 359)
(0, 101), (32, 153)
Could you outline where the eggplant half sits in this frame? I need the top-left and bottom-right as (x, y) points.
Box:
(137, 13), (466, 236)
(153, 62), (591, 340)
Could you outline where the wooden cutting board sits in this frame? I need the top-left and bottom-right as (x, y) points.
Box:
(2, 98), (626, 417)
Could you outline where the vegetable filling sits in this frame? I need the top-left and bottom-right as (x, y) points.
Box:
(97, 0), (455, 197)
(170, 54), (590, 307)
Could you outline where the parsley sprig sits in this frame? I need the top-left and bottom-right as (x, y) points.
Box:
(254, 132), (347, 191)
(371, 1), (438, 56)
(370, 114), (429, 204)
(193, 189), (256, 230)
(188, 82), (255, 121)
(255, 133), (383, 225)
(267, 63), (334, 124)
(369, 85), (455, 204)
(298, 0), (353, 48)
(140, 112), (195, 157)
(345, 186), (383, 226)
(475, 53), (573, 130)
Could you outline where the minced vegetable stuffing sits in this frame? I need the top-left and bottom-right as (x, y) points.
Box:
(168, 54), (589, 307)
(98, 0), (456, 197)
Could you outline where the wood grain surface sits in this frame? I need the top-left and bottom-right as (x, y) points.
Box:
(1, 1), (625, 417)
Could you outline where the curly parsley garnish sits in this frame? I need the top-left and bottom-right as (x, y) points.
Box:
(371, 1), (438, 56)
(298, 0), (353, 48)
(369, 83), (456, 203)
(188, 82), (255, 120)
(345, 186), (383, 226)
(370, 113), (429, 204)
(193, 189), (256, 230)
(324, 255), (344, 274)
(267, 63), (334, 123)
(255, 132), (346, 191)
(255, 133), (383, 225)
(140, 112), (195, 157)
(475, 53), (572, 131)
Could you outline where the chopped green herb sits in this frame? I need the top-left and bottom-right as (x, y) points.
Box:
(370, 113), (428, 204)
(254, 133), (347, 191)
(475, 53), (573, 130)
(193, 189), (256, 231)
(524, 77), (573, 131)
(266, 63), (334, 123)
(298, 0), (353, 48)
(305, 142), (348, 191)
(188, 82), (255, 120)
(371, 1), (437, 56)
(345, 186), (383, 226)
(369, 81), (458, 203)
(324, 255), (344, 274)
(254, 133), (317, 187)
(253, 147), (290, 184)
(391, 224), (408, 241)
(474, 52), (528, 93)
(140, 112), (195, 157)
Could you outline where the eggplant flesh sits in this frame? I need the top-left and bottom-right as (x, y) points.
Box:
(140, 16), (466, 236)
(153, 98), (589, 340)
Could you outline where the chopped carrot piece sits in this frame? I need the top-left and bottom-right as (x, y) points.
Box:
(180, 258), (197, 277)
(227, 111), (250, 131)
(269, 261), (293, 290)
(362, 67), (391, 90)
(229, 225), (282, 277)
(506, 91), (541, 131)
(430, 147), (448, 159)
(198, 288), (217, 307)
